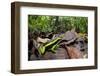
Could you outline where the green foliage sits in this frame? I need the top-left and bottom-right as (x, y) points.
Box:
(56, 16), (88, 33)
(28, 15), (88, 34)
(28, 15), (54, 33)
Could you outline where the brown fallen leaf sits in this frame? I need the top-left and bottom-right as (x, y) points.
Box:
(66, 46), (83, 59)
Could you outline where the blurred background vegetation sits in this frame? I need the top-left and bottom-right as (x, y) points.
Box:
(28, 15), (88, 34)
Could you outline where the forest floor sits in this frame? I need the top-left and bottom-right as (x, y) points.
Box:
(28, 29), (88, 60)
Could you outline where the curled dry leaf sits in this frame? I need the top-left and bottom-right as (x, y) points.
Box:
(37, 37), (50, 43)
